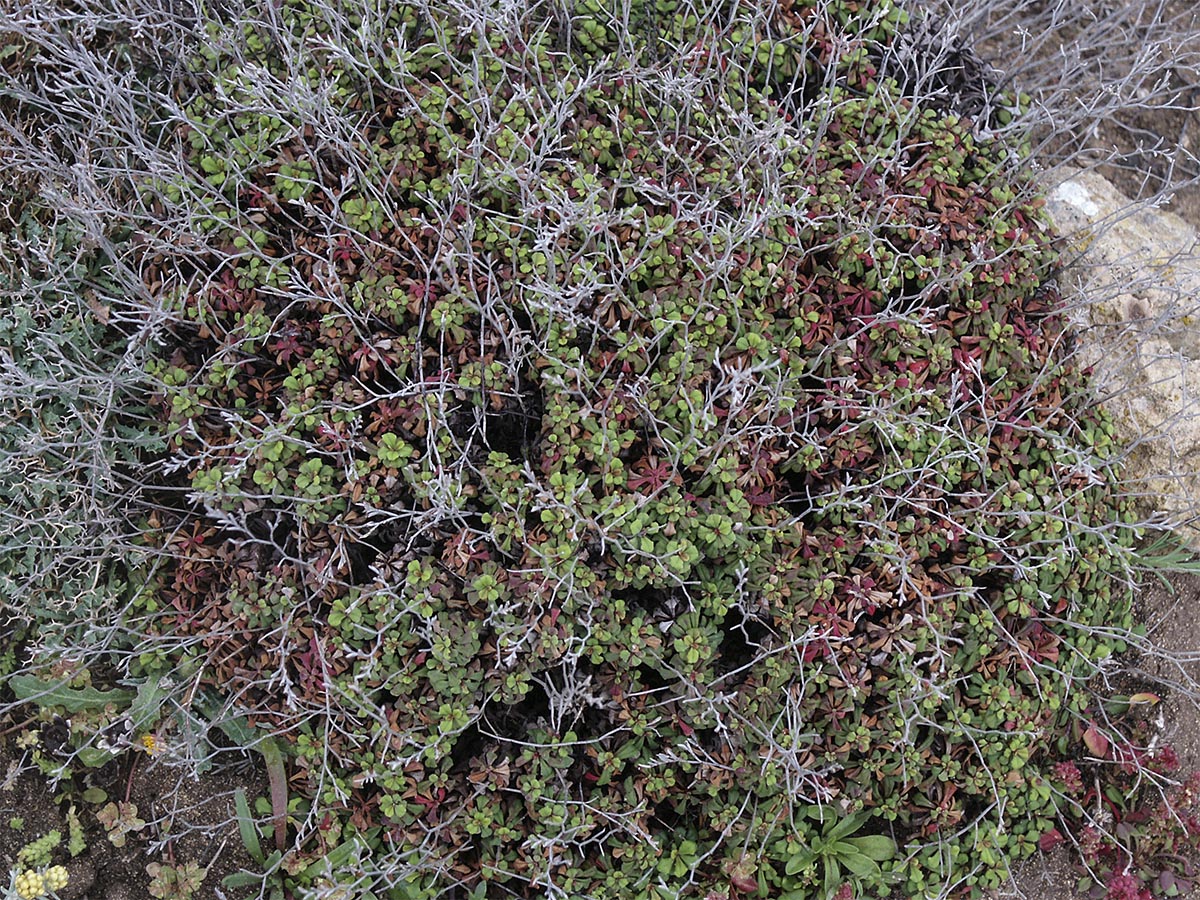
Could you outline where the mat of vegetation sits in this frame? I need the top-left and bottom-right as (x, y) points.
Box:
(3, 1), (1200, 899)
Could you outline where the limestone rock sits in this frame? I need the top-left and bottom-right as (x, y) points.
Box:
(1043, 168), (1200, 546)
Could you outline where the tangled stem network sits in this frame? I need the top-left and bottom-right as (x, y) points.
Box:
(2, 0), (1200, 898)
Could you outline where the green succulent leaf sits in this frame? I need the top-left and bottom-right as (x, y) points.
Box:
(846, 834), (898, 862)
(785, 849), (819, 876)
(833, 848), (881, 879)
(824, 810), (872, 843)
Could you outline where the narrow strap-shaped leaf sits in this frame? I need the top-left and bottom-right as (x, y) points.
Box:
(233, 787), (263, 864)
(258, 736), (289, 852)
(823, 857), (842, 899)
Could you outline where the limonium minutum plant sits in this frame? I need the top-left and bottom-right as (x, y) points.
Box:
(2, 0), (1200, 898)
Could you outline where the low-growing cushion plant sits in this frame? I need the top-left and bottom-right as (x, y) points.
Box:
(3, 0), (1200, 898)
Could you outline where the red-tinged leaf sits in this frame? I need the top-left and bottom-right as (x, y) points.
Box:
(1038, 828), (1064, 852)
(729, 872), (758, 894)
(1083, 722), (1110, 758)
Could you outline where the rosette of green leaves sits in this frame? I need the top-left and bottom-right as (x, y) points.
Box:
(775, 807), (897, 899)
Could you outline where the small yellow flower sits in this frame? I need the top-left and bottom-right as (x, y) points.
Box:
(44, 866), (69, 892)
(140, 734), (162, 756)
(14, 869), (45, 900)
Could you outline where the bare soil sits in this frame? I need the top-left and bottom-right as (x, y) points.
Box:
(0, 735), (263, 900)
(1002, 573), (1200, 900)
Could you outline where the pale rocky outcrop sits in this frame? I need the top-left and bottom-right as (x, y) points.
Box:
(1042, 168), (1200, 547)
